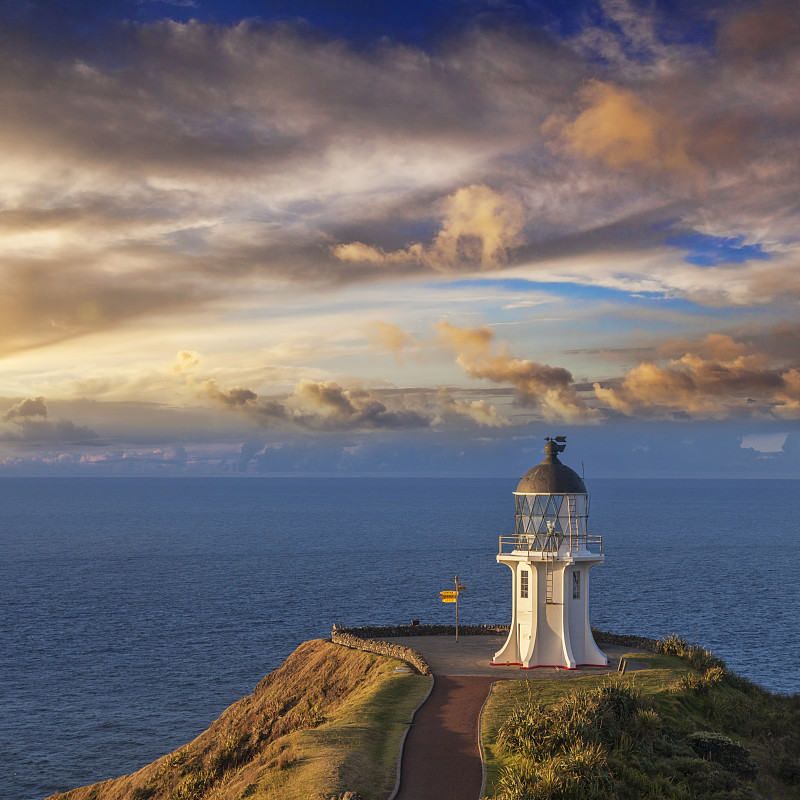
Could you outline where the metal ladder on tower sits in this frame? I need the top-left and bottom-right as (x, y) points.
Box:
(545, 556), (554, 604)
(568, 496), (578, 550)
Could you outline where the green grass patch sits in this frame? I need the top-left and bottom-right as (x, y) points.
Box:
(481, 641), (800, 800)
(285, 670), (431, 800)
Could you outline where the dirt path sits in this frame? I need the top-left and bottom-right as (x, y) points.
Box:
(394, 675), (495, 800)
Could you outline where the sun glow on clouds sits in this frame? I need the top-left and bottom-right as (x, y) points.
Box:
(544, 80), (695, 174)
(332, 185), (525, 272)
(1, 0), (799, 474)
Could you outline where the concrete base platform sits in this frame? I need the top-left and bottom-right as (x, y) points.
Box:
(388, 634), (651, 677)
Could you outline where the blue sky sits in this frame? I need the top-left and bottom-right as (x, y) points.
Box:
(0, 0), (798, 477)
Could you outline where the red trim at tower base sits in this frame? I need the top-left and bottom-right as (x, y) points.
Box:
(490, 661), (609, 670)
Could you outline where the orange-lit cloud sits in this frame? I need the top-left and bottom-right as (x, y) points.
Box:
(435, 320), (600, 422)
(366, 321), (424, 362)
(332, 185), (524, 272)
(172, 350), (201, 373)
(593, 333), (800, 418)
(543, 80), (694, 173)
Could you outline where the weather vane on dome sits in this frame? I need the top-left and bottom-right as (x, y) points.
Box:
(544, 435), (567, 453)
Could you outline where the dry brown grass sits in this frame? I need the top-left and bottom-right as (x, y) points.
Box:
(47, 639), (431, 800)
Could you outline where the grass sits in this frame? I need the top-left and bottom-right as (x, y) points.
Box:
(43, 633), (800, 800)
(48, 639), (431, 800)
(480, 640), (800, 800)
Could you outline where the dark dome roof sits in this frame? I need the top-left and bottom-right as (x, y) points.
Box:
(516, 439), (586, 494)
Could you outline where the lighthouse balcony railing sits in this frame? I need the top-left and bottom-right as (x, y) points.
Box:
(498, 533), (603, 556)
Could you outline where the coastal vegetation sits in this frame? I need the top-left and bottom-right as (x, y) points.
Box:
(481, 636), (800, 800)
(47, 639), (430, 800)
(46, 634), (799, 800)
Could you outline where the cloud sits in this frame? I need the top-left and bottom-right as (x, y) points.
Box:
(332, 184), (525, 272)
(3, 396), (48, 420)
(288, 379), (431, 430)
(172, 350), (200, 373)
(1, 397), (98, 441)
(190, 359), (511, 432)
(567, 0), (705, 76)
(593, 333), (800, 418)
(0, 8), (798, 365)
(200, 378), (259, 408)
(436, 387), (510, 428)
(435, 320), (600, 422)
(366, 321), (422, 360)
(192, 373), (433, 432)
(543, 80), (694, 174)
(717, 0), (800, 63)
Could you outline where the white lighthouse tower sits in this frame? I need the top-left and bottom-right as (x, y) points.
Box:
(492, 437), (607, 669)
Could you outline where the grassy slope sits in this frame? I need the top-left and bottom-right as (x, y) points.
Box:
(48, 640), (431, 800)
(481, 652), (800, 799)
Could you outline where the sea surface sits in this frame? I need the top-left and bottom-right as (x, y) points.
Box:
(2, 477), (799, 800)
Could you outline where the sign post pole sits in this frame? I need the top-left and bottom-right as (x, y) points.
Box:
(440, 578), (467, 642)
(455, 574), (459, 642)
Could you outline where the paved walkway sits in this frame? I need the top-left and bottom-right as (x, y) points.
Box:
(394, 675), (495, 800)
(392, 635), (650, 800)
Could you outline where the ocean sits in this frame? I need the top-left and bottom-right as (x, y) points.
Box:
(2, 477), (799, 800)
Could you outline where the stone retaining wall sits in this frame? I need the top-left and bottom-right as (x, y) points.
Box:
(591, 628), (660, 653)
(330, 631), (432, 675)
(334, 623), (509, 639)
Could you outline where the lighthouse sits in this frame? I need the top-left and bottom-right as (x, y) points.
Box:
(492, 437), (607, 669)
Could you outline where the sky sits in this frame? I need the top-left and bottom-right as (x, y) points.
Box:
(0, 0), (799, 478)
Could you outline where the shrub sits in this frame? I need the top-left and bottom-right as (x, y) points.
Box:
(688, 648), (726, 674)
(670, 756), (741, 795)
(686, 731), (757, 779)
(631, 708), (662, 752)
(559, 741), (614, 797)
(657, 634), (691, 657)
(657, 635), (728, 678)
(275, 746), (296, 770)
(777, 755), (800, 785)
(674, 665), (727, 695)
(209, 730), (252, 778)
(173, 769), (211, 800)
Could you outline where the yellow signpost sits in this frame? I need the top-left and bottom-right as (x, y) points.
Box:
(440, 574), (467, 641)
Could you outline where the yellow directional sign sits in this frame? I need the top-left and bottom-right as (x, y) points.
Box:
(440, 590), (458, 597)
(441, 598), (457, 603)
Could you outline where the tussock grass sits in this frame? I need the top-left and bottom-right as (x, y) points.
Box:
(47, 639), (431, 800)
(482, 638), (800, 800)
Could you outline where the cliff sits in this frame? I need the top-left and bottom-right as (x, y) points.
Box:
(47, 639), (431, 800)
